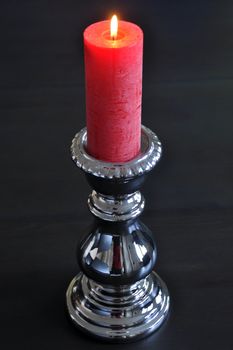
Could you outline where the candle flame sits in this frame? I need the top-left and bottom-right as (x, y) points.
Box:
(110, 15), (118, 40)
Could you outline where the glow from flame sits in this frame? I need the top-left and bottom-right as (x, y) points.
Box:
(110, 15), (118, 40)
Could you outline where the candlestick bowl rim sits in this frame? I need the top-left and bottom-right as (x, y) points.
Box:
(71, 125), (162, 179)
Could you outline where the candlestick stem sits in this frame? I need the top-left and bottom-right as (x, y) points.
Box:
(66, 125), (170, 341)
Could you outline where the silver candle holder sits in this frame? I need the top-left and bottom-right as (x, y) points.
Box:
(66, 125), (170, 341)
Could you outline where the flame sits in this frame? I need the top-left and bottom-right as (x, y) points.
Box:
(110, 15), (118, 40)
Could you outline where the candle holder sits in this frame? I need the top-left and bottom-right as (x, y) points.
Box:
(66, 125), (170, 341)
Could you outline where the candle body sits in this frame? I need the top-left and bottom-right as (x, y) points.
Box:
(84, 20), (143, 162)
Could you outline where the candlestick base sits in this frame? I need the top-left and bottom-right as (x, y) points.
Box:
(66, 271), (169, 342)
(66, 125), (170, 341)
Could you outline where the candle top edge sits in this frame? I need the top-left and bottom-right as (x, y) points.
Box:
(84, 20), (143, 49)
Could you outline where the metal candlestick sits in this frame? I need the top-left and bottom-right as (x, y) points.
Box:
(66, 125), (170, 341)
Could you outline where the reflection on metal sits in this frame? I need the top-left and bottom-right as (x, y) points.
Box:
(88, 190), (145, 221)
(66, 126), (170, 341)
(71, 125), (162, 179)
(79, 221), (156, 281)
(67, 271), (169, 341)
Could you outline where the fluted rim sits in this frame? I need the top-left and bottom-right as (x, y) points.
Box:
(71, 125), (162, 179)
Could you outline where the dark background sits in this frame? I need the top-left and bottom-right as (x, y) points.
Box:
(1, 0), (233, 349)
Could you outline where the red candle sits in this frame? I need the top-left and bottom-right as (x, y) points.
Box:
(84, 16), (143, 162)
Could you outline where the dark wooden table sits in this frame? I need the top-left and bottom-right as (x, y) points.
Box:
(1, 1), (232, 349)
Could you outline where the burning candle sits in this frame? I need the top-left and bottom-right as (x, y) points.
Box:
(84, 15), (143, 162)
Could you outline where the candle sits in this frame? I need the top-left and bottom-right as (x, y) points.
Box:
(84, 16), (143, 162)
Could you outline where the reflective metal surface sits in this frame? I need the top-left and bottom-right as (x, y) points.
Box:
(88, 190), (145, 221)
(66, 271), (170, 342)
(67, 125), (170, 341)
(78, 219), (156, 285)
(71, 125), (162, 179)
